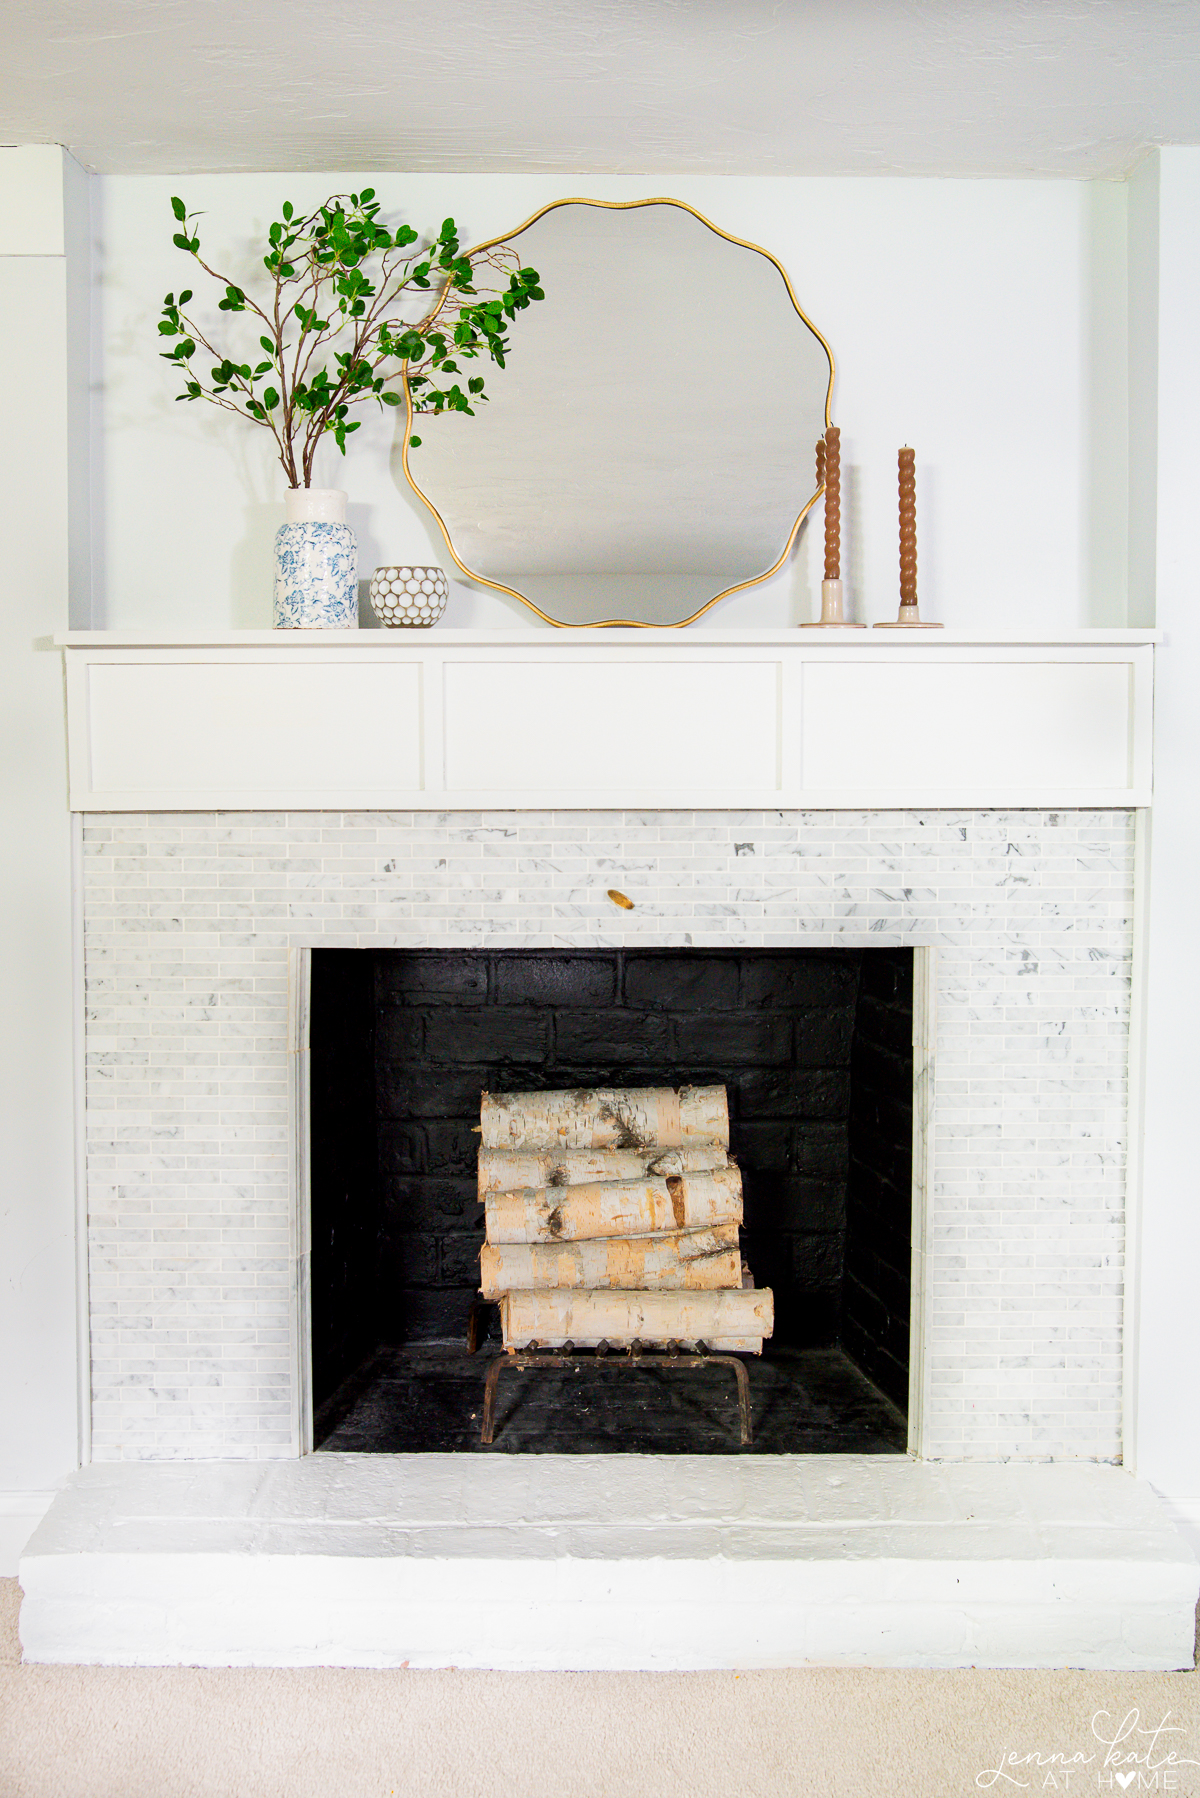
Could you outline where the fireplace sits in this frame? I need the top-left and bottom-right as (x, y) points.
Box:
(307, 946), (915, 1454)
(78, 804), (1130, 1466)
(30, 634), (1195, 1673)
(25, 797), (1190, 1674)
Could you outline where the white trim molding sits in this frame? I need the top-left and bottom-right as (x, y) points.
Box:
(59, 632), (1154, 813)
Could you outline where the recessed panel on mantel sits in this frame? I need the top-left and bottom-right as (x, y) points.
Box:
(442, 660), (780, 792)
(801, 660), (1132, 794)
(85, 661), (423, 796)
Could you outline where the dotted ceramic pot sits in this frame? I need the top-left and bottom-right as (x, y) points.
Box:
(273, 489), (358, 629)
(369, 565), (449, 628)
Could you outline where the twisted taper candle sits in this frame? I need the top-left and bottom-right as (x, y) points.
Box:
(898, 446), (917, 607)
(816, 438), (826, 492)
(823, 427), (840, 583)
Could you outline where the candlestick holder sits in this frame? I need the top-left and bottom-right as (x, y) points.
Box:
(875, 445), (942, 629)
(802, 427), (865, 629)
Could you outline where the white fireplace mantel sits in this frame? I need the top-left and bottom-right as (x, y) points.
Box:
(58, 628), (1155, 812)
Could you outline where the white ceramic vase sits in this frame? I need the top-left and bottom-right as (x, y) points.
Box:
(273, 488), (358, 629)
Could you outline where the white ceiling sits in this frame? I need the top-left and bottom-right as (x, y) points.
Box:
(5, 0), (1200, 179)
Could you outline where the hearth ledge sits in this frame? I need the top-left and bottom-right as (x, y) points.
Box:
(19, 1457), (1198, 1670)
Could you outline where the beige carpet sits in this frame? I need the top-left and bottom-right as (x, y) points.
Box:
(2, 1578), (1199, 1798)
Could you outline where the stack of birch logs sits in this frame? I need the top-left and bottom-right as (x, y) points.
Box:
(477, 1085), (774, 1353)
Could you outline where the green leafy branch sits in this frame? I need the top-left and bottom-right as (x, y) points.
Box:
(157, 189), (544, 488)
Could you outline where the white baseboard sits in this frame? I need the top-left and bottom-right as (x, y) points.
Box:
(0, 1492), (56, 1578)
(1153, 1493), (1200, 1557)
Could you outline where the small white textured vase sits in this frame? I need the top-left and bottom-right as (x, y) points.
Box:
(273, 488), (358, 629)
(369, 565), (450, 628)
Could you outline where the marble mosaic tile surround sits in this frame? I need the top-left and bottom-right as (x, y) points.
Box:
(81, 809), (1134, 1463)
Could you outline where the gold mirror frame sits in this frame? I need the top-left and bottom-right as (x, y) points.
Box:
(400, 197), (835, 629)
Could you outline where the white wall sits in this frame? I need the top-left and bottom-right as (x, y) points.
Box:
(93, 172), (1128, 632)
(1131, 148), (1200, 1499)
(0, 148), (83, 1534)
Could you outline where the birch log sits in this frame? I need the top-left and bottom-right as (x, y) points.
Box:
(479, 1225), (741, 1298)
(500, 1286), (774, 1351)
(484, 1166), (742, 1245)
(480, 1086), (728, 1152)
(478, 1143), (727, 1200)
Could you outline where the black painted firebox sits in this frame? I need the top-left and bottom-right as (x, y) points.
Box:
(309, 947), (914, 1455)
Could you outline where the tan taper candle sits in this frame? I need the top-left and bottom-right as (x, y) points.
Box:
(822, 426), (840, 583)
(874, 444), (943, 628)
(802, 426), (864, 628)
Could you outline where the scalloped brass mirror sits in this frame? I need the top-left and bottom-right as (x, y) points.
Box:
(402, 197), (835, 628)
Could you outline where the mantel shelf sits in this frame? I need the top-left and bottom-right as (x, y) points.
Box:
(59, 632), (1154, 812)
(56, 627), (1160, 649)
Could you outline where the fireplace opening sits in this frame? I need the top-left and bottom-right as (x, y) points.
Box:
(307, 948), (914, 1455)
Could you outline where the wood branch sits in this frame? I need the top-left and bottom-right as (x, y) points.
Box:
(484, 1166), (743, 1245)
(499, 1286), (774, 1351)
(480, 1086), (729, 1152)
(479, 1226), (741, 1298)
(477, 1144), (728, 1200)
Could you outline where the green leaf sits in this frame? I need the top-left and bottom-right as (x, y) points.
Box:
(381, 391), (402, 406)
(263, 387), (280, 410)
(282, 201), (293, 220)
(171, 196), (187, 221)
(179, 288), (193, 304)
(408, 434), (421, 448)
(260, 335), (276, 354)
(172, 232), (191, 251)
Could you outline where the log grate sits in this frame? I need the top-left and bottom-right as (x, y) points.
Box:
(478, 1340), (753, 1448)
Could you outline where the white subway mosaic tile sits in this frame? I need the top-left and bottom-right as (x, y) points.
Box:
(82, 809), (1134, 1463)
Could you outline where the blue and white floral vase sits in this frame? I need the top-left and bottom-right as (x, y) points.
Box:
(273, 487), (358, 628)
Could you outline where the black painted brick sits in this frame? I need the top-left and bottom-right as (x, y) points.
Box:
(740, 954), (860, 1010)
(853, 999), (913, 1057)
(496, 955), (615, 1007)
(375, 1008), (424, 1061)
(377, 1067), (492, 1120)
(552, 1011), (671, 1062)
(380, 1176), (480, 1231)
(377, 954), (488, 1002)
(424, 1008), (548, 1064)
(315, 947), (914, 1388)
(744, 1175), (846, 1233)
(439, 1232), (485, 1286)
(794, 1011), (856, 1066)
(623, 955), (739, 1011)
(424, 1120), (484, 1177)
(377, 1122), (426, 1176)
(380, 1288), (476, 1343)
(376, 1234), (439, 1288)
(673, 1014), (792, 1065)
(791, 1231), (846, 1288)
(736, 1066), (851, 1121)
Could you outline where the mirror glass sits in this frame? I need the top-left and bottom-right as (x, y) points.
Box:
(403, 200), (835, 627)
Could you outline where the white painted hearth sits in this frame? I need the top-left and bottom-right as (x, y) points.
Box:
(23, 629), (1198, 1669)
